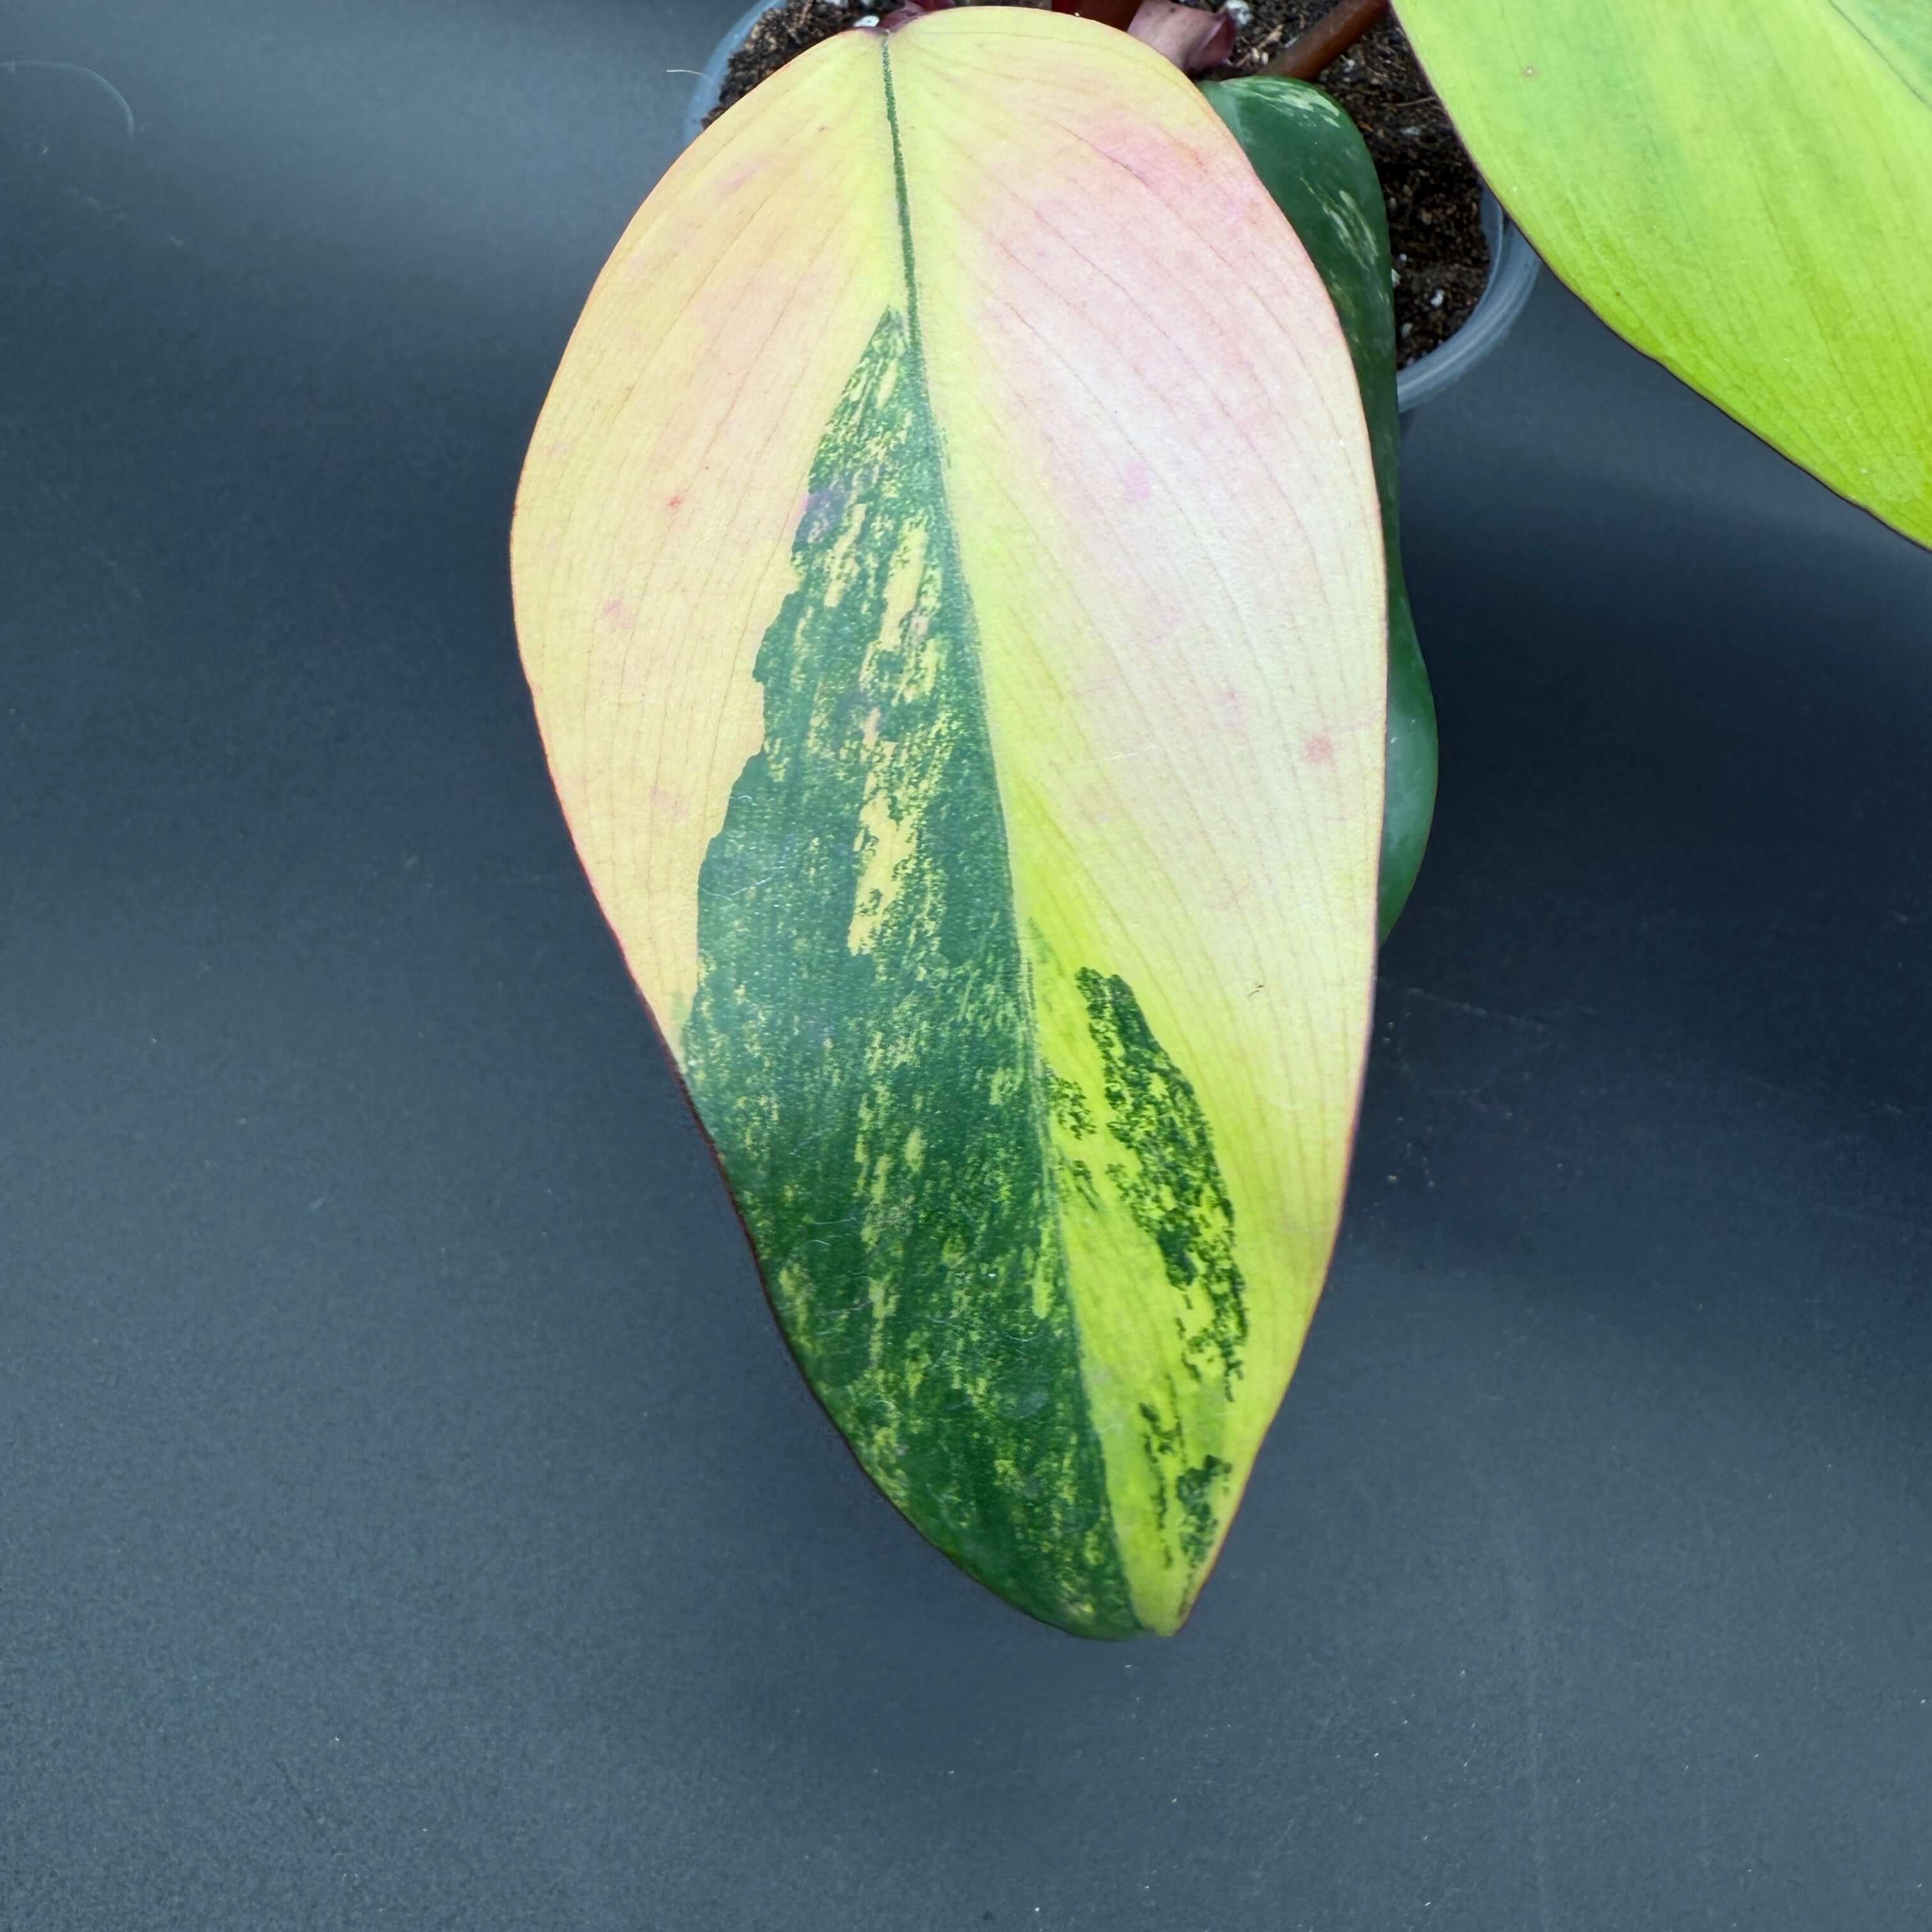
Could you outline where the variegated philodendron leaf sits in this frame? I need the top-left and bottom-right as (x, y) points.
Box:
(510, 10), (1385, 1636)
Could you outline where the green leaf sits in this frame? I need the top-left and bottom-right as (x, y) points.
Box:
(1392, 0), (1932, 551)
(1203, 77), (1438, 940)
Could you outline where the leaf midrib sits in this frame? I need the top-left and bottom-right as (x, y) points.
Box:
(879, 33), (1145, 1620)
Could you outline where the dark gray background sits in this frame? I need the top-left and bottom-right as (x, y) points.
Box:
(4, 3), (1929, 1926)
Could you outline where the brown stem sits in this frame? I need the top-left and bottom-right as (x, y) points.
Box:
(1261, 0), (1389, 80)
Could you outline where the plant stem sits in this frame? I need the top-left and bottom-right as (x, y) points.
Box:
(1050, 0), (1144, 31)
(1262, 0), (1389, 80)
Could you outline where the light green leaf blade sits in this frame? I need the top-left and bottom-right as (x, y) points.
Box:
(1393, 0), (1932, 549)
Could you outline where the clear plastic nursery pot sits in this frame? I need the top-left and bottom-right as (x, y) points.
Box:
(680, 0), (1539, 414)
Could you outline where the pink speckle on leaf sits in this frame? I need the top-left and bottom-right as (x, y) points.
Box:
(1123, 460), (1154, 503)
(1211, 687), (1251, 734)
(600, 595), (633, 626)
(1301, 732), (1336, 767)
(795, 484), (843, 527)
